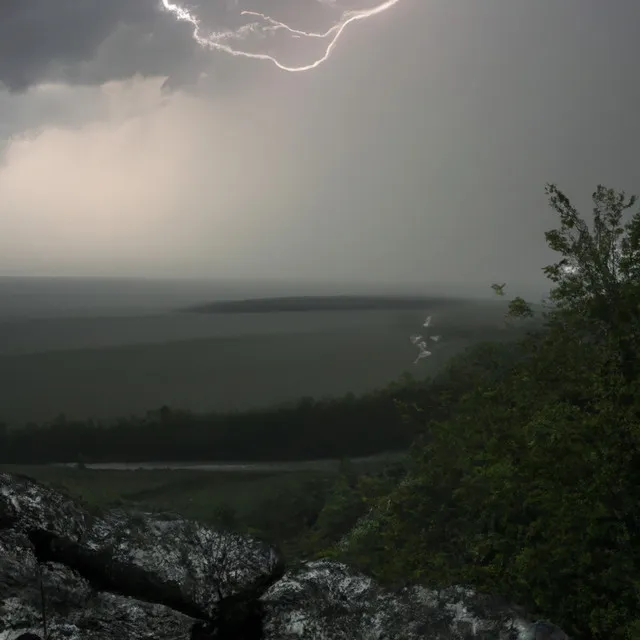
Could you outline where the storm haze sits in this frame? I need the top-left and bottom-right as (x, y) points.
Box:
(0, 6), (637, 633)
(1, 0), (638, 294)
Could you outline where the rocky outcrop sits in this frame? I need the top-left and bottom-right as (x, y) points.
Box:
(261, 560), (568, 639)
(0, 473), (90, 539)
(1, 528), (195, 640)
(0, 472), (282, 639)
(0, 472), (569, 639)
(42, 508), (282, 620)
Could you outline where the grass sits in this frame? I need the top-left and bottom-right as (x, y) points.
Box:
(1, 454), (399, 557)
(0, 465), (316, 519)
(0, 299), (525, 426)
(0, 328), (434, 424)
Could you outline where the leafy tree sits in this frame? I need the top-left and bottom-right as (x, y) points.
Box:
(356, 183), (640, 639)
(491, 282), (506, 296)
(499, 183), (640, 378)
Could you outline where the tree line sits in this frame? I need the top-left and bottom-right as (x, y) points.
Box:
(0, 378), (427, 464)
(0, 329), (530, 465)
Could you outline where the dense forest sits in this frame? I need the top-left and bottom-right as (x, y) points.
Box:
(0, 384), (418, 463)
(0, 346), (516, 464)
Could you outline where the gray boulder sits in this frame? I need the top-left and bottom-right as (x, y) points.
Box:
(0, 528), (196, 640)
(48, 508), (283, 620)
(0, 472), (90, 542)
(261, 559), (568, 640)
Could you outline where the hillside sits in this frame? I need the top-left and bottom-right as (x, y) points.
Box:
(181, 294), (476, 314)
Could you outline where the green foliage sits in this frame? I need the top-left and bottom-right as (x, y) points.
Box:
(242, 474), (332, 544)
(491, 282), (507, 296)
(311, 476), (366, 544)
(210, 504), (238, 532)
(339, 183), (640, 640)
(490, 281), (536, 322)
(344, 333), (640, 637)
(506, 296), (535, 320)
(542, 183), (639, 307)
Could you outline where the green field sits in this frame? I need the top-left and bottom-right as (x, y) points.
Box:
(0, 455), (400, 559)
(0, 464), (325, 523)
(0, 297), (526, 425)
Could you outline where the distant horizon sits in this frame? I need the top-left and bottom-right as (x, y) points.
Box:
(0, 273), (549, 300)
(2, 0), (637, 312)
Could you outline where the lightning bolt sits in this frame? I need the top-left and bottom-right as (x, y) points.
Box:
(160, 0), (402, 72)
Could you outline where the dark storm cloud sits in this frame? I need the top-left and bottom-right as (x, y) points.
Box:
(0, 0), (357, 92)
(0, 0), (373, 92)
(0, 0), (207, 91)
(4, 0), (639, 291)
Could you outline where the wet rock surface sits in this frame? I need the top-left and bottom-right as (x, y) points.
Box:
(0, 472), (568, 639)
(0, 528), (195, 640)
(45, 508), (283, 620)
(0, 473), (90, 541)
(260, 559), (568, 640)
(0, 472), (281, 639)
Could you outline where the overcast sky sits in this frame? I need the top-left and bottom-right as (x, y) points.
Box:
(0, 0), (638, 296)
